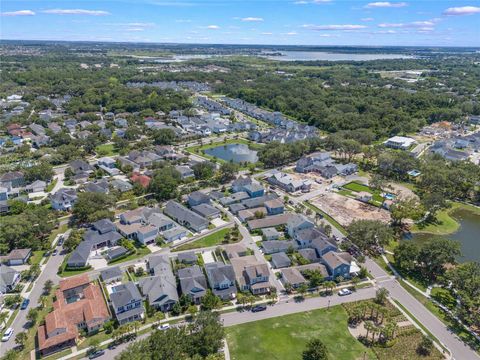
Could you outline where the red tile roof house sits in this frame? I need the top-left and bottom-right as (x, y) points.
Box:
(37, 275), (110, 356)
(130, 172), (151, 188)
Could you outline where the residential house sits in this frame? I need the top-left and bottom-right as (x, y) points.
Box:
(231, 256), (272, 295)
(287, 214), (314, 238)
(232, 176), (252, 193)
(51, 188), (77, 211)
(104, 247), (128, 261)
(69, 160), (94, 175)
(37, 275), (110, 356)
(178, 265), (208, 304)
(0, 265), (21, 294)
(177, 251), (198, 264)
(1, 248), (31, 266)
(223, 243), (248, 259)
(383, 136), (416, 150)
(247, 213), (293, 230)
(111, 179), (133, 193)
(261, 227), (281, 241)
(243, 183), (264, 198)
(280, 268), (307, 288)
(191, 203), (221, 219)
(100, 267), (123, 283)
(262, 240), (297, 255)
(322, 252), (352, 280)
(0, 171), (24, 188)
(162, 226), (188, 242)
(164, 201), (209, 232)
(140, 255), (178, 312)
(25, 180), (46, 193)
(110, 282), (145, 324)
(271, 252), (292, 269)
(205, 262), (237, 300)
(267, 171), (311, 193)
(188, 191), (210, 207)
(175, 165), (195, 180)
(264, 198), (284, 215)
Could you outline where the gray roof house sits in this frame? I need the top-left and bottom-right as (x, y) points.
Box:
(51, 188), (77, 211)
(178, 265), (208, 304)
(262, 240), (297, 254)
(262, 227), (281, 241)
(188, 191), (210, 207)
(164, 201), (209, 232)
(110, 282), (145, 324)
(191, 203), (221, 219)
(205, 262), (237, 300)
(100, 266), (123, 283)
(287, 214), (314, 238)
(69, 159), (94, 174)
(177, 251), (198, 264)
(271, 252), (292, 269)
(0, 265), (21, 294)
(140, 255), (178, 312)
(25, 180), (46, 193)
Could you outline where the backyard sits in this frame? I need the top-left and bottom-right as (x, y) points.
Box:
(173, 228), (235, 252)
(340, 181), (385, 207)
(226, 306), (375, 360)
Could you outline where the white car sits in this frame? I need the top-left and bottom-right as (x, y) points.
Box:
(157, 323), (170, 331)
(338, 289), (352, 296)
(2, 328), (13, 342)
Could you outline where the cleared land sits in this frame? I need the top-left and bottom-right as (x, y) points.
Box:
(310, 192), (390, 227)
(226, 306), (375, 360)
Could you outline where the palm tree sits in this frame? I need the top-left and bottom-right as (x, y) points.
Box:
(132, 321), (141, 335)
(284, 283), (293, 294)
(297, 284), (308, 299)
(0, 312), (8, 328)
(364, 321), (373, 341)
(39, 295), (48, 308)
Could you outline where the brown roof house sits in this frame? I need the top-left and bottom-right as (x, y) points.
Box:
(230, 255), (272, 295)
(38, 275), (110, 356)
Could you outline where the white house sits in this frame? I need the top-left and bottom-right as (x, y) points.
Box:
(383, 136), (416, 150)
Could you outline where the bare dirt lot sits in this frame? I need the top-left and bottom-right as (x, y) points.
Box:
(310, 192), (391, 227)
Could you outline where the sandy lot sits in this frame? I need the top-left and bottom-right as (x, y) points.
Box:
(310, 192), (391, 227)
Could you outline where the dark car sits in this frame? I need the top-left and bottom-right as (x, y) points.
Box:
(88, 350), (105, 359)
(20, 299), (30, 310)
(251, 305), (267, 313)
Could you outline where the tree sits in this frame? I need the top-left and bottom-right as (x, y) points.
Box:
(390, 198), (425, 226)
(148, 166), (181, 201)
(15, 332), (28, 348)
(347, 220), (394, 255)
(218, 162), (238, 183)
(0, 312), (8, 327)
(302, 338), (329, 360)
(172, 302), (182, 316)
(417, 335), (434, 356)
(192, 161), (215, 180)
(27, 308), (39, 324)
(152, 128), (176, 145)
(88, 338), (101, 354)
(418, 238), (460, 280)
(393, 242), (419, 272)
(201, 290), (222, 310)
(375, 288), (389, 305)
(297, 283), (308, 298)
(24, 162), (54, 183)
(72, 192), (115, 224)
(189, 311), (225, 358)
(43, 279), (54, 294)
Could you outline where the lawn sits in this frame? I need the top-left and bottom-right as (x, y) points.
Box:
(107, 246), (151, 265)
(95, 143), (118, 156)
(411, 201), (479, 235)
(173, 228), (233, 252)
(29, 250), (46, 266)
(48, 224), (68, 244)
(226, 306), (375, 360)
(342, 181), (384, 205)
(45, 178), (58, 192)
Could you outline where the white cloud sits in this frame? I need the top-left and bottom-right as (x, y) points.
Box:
(42, 9), (110, 16)
(285, 31), (298, 35)
(261, 32), (273, 35)
(1, 10), (35, 16)
(294, 0), (331, 4)
(126, 28), (145, 32)
(126, 22), (155, 27)
(443, 6), (480, 16)
(206, 25), (220, 29)
(378, 19), (437, 29)
(241, 17), (264, 22)
(361, 17), (374, 22)
(365, 2), (408, 8)
(303, 24), (367, 30)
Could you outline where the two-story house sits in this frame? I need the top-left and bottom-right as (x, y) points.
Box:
(110, 282), (145, 324)
(231, 256), (272, 295)
(205, 262), (237, 300)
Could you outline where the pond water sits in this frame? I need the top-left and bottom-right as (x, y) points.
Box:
(261, 51), (415, 62)
(409, 209), (480, 263)
(204, 143), (258, 163)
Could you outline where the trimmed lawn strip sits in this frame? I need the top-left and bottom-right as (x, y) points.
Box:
(45, 179), (58, 193)
(304, 201), (347, 236)
(173, 228), (233, 252)
(107, 246), (151, 265)
(30, 250), (46, 266)
(226, 306), (375, 360)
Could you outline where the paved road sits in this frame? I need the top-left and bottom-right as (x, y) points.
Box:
(0, 243), (67, 355)
(365, 258), (480, 360)
(85, 287), (376, 360)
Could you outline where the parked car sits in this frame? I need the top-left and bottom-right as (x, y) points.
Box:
(338, 289), (352, 296)
(20, 299), (30, 310)
(52, 249), (58, 256)
(88, 350), (105, 359)
(2, 328), (13, 342)
(157, 323), (170, 331)
(251, 305), (267, 313)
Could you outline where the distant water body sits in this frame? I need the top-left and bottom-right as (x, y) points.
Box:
(261, 51), (416, 61)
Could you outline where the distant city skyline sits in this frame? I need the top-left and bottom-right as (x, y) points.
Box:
(1, 0), (480, 47)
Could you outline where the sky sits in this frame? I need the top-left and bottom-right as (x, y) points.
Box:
(1, 0), (480, 47)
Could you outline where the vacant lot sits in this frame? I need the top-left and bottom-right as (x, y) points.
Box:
(226, 306), (375, 360)
(310, 192), (390, 227)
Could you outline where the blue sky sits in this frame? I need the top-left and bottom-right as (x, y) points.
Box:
(1, 0), (479, 46)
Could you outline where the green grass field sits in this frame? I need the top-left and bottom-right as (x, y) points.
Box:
(95, 143), (118, 156)
(173, 228), (232, 251)
(226, 306), (375, 360)
(342, 181), (384, 204)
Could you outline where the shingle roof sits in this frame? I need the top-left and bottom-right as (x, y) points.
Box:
(111, 282), (142, 308)
(100, 266), (123, 282)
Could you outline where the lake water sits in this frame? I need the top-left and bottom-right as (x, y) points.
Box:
(261, 51), (415, 62)
(204, 143), (258, 163)
(410, 209), (480, 263)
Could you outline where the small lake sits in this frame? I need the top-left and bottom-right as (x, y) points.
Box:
(409, 209), (480, 263)
(204, 143), (258, 163)
(261, 51), (415, 62)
